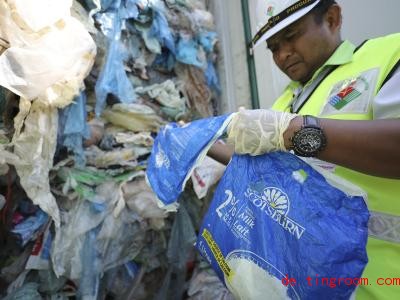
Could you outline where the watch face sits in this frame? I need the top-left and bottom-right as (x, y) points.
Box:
(292, 128), (326, 157)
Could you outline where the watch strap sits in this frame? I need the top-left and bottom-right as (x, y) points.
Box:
(303, 115), (320, 128)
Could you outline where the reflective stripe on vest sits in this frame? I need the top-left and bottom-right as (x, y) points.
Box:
(369, 211), (400, 243)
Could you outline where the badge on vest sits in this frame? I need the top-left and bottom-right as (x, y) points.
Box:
(320, 68), (379, 116)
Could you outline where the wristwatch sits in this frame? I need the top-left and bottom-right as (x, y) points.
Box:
(291, 115), (327, 157)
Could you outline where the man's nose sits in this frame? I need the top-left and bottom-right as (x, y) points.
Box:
(276, 41), (293, 62)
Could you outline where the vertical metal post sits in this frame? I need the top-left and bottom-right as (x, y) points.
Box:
(241, 0), (260, 109)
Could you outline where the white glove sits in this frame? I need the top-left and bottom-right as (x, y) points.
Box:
(227, 109), (297, 155)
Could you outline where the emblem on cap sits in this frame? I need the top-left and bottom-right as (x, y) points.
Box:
(267, 6), (274, 16)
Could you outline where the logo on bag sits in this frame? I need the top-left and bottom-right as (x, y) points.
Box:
(328, 76), (369, 110)
(245, 187), (306, 240)
(155, 145), (170, 168)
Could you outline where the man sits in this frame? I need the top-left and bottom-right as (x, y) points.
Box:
(209, 0), (400, 299)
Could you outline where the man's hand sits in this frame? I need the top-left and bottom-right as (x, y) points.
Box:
(227, 109), (297, 155)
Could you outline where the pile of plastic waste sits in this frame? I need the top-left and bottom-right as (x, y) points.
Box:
(0, 0), (231, 298)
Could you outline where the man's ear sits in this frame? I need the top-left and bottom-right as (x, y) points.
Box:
(325, 4), (342, 32)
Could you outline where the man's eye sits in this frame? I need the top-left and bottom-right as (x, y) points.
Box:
(268, 44), (278, 53)
(285, 32), (297, 40)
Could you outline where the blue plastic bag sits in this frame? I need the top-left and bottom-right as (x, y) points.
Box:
(58, 92), (91, 166)
(150, 9), (175, 54)
(146, 114), (233, 207)
(176, 34), (205, 68)
(94, 5), (136, 116)
(196, 152), (369, 300)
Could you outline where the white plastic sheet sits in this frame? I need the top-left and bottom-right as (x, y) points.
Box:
(0, 0), (96, 105)
(12, 99), (60, 227)
(0, 98), (60, 227)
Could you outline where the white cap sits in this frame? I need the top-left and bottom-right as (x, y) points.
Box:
(252, 0), (321, 49)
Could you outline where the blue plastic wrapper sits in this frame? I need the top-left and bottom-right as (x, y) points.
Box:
(120, 0), (140, 19)
(12, 209), (49, 247)
(176, 34), (205, 68)
(196, 152), (369, 300)
(58, 92), (91, 166)
(146, 114), (233, 207)
(205, 60), (221, 93)
(198, 31), (217, 53)
(94, 5), (136, 116)
(150, 8), (176, 54)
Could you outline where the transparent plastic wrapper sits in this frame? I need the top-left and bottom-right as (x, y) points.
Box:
(84, 146), (140, 169)
(37, 269), (68, 295)
(5, 99), (61, 226)
(196, 152), (369, 300)
(187, 266), (234, 300)
(0, 0), (96, 105)
(175, 63), (213, 117)
(102, 103), (165, 132)
(52, 179), (145, 283)
(3, 282), (42, 300)
(102, 262), (140, 298)
(26, 223), (52, 270)
(135, 80), (185, 113)
(155, 203), (196, 300)
(114, 131), (153, 147)
(123, 177), (168, 220)
(191, 8), (215, 30)
(146, 114), (233, 208)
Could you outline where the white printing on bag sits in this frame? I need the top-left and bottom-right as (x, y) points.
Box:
(320, 68), (380, 116)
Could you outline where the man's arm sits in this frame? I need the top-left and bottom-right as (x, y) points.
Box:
(210, 116), (400, 178)
(284, 117), (400, 179)
(207, 141), (234, 165)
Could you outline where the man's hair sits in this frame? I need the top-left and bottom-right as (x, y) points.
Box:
(310, 0), (337, 24)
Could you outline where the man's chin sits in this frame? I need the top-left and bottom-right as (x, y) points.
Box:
(287, 71), (310, 84)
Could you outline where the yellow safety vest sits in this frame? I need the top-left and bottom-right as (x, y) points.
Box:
(273, 33), (400, 299)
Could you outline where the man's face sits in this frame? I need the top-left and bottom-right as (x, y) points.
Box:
(266, 12), (339, 84)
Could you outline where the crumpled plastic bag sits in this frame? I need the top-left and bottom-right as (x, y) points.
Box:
(150, 4), (175, 54)
(123, 177), (168, 220)
(205, 59), (221, 93)
(58, 92), (91, 166)
(187, 266), (234, 300)
(135, 80), (186, 119)
(176, 32), (206, 69)
(0, 98), (61, 226)
(114, 131), (154, 147)
(94, 8), (136, 116)
(0, 0), (96, 105)
(198, 31), (217, 53)
(196, 151), (369, 300)
(3, 282), (42, 300)
(146, 114), (233, 209)
(52, 180), (145, 285)
(102, 103), (165, 132)
(175, 64), (212, 117)
(155, 202), (196, 300)
(11, 209), (49, 246)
